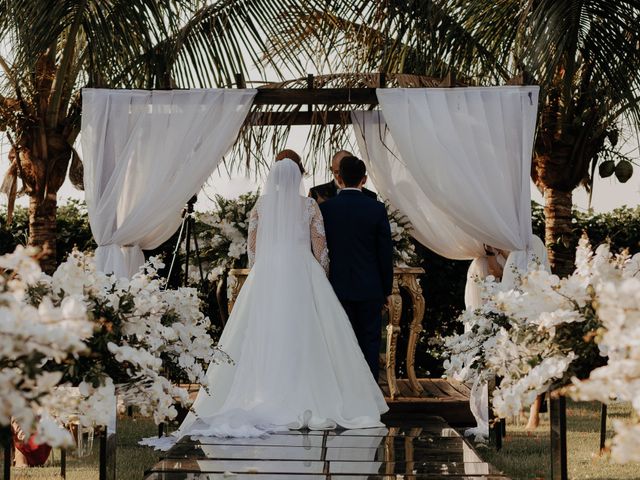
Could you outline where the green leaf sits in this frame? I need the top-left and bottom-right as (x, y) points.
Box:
(598, 160), (616, 178)
(614, 160), (633, 183)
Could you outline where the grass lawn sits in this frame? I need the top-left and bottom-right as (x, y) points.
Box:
(477, 400), (640, 479)
(2, 401), (638, 479)
(1, 415), (160, 480)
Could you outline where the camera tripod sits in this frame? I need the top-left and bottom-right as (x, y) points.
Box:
(166, 195), (205, 287)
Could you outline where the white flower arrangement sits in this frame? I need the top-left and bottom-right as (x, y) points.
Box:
(194, 192), (259, 283)
(443, 236), (638, 422)
(0, 247), (93, 447)
(569, 250), (640, 463)
(385, 201), (420, 267)
(1, 247), (226, 447)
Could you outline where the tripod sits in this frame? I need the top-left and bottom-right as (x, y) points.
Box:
(166, 195), (205, 287)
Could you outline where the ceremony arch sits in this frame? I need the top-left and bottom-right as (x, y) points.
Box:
(80, 73), (540, 437)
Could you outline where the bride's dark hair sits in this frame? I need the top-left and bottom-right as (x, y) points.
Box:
(275, 149), (305, 174)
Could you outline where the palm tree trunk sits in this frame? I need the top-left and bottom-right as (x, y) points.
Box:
(28, 194), (57, 274)
(543, 187), (574, 277)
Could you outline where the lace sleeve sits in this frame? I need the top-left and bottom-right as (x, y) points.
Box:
(247, 206), (259, 268)
(308, 199), (329, 275)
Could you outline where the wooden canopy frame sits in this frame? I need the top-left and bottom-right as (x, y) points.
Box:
(240, 71), (465, 126)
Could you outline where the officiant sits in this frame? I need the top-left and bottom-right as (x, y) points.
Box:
(309, 150), (377, 204)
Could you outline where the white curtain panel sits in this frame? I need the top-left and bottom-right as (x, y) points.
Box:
(351, 110), (485, 260)
(355, 87), (539, 439)
(372, 86), (539, 295)
(81, 88), (256, 277)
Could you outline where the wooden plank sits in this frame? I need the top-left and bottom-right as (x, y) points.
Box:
(447, 379), (471, 398)
(420, 379), (447, 398)
(431, 379), (468, 400)
(253, 88), (378, 106)
(386, 396), (459, 404)
(397, 379), (415, 398)
(247, 110), (353, 126)
(234, 72), (246, 89)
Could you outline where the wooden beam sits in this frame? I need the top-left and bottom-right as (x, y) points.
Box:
(234, 72), (246, 89)
(307, 73), (314, 114)
(247, 110), (354, 126)
(253, 88), (378, 106)
(441, 71), (456, 87)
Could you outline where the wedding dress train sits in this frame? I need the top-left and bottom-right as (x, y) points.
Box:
(144, 159), (387, 447)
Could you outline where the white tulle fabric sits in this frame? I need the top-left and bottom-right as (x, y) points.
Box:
(373, 87), (538, 257)
(353, 87), (540, 439)
(146, 160), (387, 446)
(81, 88), (256, 278)
(247, 195), (330, 274)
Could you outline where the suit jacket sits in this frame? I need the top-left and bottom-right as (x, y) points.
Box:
(320, 190), (393, 302)
(309, 180), (377, 204)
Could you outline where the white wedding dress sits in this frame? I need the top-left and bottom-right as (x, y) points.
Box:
(144, 159), (387, 447)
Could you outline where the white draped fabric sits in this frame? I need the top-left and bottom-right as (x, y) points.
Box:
(353, 86), (540, 438)
(374, 86), (539, 275)
(81, 88), (256, 277)
(354, 87), (539, 308)
(351, 110), (484, 260)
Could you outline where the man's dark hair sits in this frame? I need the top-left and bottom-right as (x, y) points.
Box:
(339, 156), (366, 187)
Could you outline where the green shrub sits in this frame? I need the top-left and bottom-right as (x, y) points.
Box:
(532, 202), (640, 253)
(0, 199), (96, 262)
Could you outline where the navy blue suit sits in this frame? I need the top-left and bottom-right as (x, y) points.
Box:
(320, 189), (394, 380)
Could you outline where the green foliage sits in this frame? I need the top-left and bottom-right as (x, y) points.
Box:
(531, 202), (640, 254)
(405, 244), (469, 377)
(0, 200), (96, 262)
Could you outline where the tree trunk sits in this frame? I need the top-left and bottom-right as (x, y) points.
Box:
(543, 188), (574, 277)
(28, 194), (57, 274)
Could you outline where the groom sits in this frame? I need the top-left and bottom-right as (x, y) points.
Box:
(309, 150), (377, 204)
(320, 156), (394, 381)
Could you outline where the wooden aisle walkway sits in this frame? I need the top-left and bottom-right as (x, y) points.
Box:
(379, 369), (475, 427)
(144, 415), (506, 479)
(180, 373), (475, 428)
(144, 378), (487, 479)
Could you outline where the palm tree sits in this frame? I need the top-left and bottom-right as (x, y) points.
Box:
(272, 0), (640, 276)
(0, 0), (280, 272)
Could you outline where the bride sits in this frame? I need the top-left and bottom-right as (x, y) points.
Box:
(162, 154), (387, 441)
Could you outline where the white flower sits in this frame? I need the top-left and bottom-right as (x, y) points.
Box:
(1, 243), (220, 438)
(207, 266), (225, 282)
(0, 245), (42, 283)
(443, 237), (640, 437)
(610, 422), (640, 463)
(148, 256), (165, 271)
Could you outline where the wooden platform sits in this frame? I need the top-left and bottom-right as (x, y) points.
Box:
(181, 375), (474, 428)
(378, 368), (474, 427)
